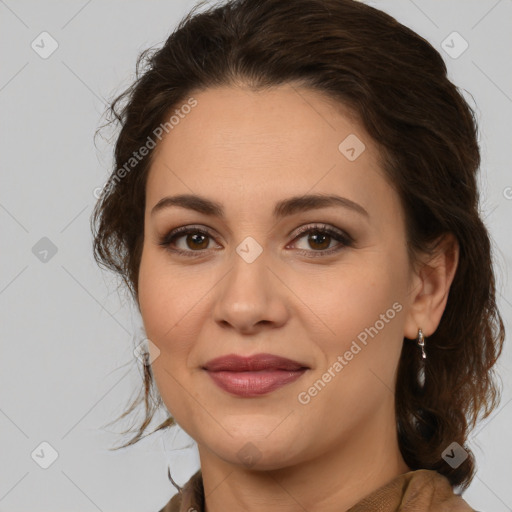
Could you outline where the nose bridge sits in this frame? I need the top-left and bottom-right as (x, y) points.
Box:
(212, 244), (288, 332)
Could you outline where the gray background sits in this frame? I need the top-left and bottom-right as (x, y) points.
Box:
(1, 0), (511, 510)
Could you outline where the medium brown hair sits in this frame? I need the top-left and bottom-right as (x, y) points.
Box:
(91, 0), (505, 490)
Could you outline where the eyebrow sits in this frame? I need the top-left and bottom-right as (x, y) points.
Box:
(150, 193), (369, 219)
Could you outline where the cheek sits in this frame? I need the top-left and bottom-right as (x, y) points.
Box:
(299, 262), (405, 350)
(340, 270), (400, 335)
(295, 266), (405, 424)
(138, 250), (203, 420)
(138, 249), (196, 359)
(302, 256), (408, 405)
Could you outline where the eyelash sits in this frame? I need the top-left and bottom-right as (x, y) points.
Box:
(158, 223), (354, 258)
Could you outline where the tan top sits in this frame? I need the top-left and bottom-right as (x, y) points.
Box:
(158, 468), (477, 512)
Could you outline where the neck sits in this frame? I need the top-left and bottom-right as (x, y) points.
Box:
(197, 416), (410, 512)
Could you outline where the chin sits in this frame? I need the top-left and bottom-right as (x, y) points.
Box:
(202, 433), (304, 471)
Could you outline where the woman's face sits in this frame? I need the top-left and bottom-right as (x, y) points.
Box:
(138, 84), (419, 470)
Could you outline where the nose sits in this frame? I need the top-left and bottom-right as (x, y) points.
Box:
(212, 250), (290, 334)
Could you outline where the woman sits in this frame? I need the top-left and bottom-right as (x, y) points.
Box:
(91, 0), (505, 510)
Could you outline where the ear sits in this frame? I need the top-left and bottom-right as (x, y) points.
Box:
(403, 233), (459, 340)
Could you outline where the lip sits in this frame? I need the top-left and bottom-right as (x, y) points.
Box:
(202, 353), (309, 397)
(203, 353), (308, 372)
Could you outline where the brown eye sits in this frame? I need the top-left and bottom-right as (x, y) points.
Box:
(159, 223), (353, 258)
(290, 224), (354, 257)
(305, 231), (332, 251)
(159, 226), (217, 255)
(184, 232), (210, 250)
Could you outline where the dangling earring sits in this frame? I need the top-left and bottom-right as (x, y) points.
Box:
(417, 328), (426, 359)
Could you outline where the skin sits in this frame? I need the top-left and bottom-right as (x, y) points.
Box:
(137, 84), (459, 512)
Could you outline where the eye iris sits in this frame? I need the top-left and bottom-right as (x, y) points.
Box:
(187, 233), (208, 250)
(308, 232), (330, 250)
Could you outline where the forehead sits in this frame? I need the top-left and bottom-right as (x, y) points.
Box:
(153, 84), (368, 162)
(145, 84), (398, 223)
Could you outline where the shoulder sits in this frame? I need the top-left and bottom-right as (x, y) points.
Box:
(348, 469), (476, 511)
(399, 469), (476, 511)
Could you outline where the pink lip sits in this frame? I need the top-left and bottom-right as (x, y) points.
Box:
(202, 353), (309, 397)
